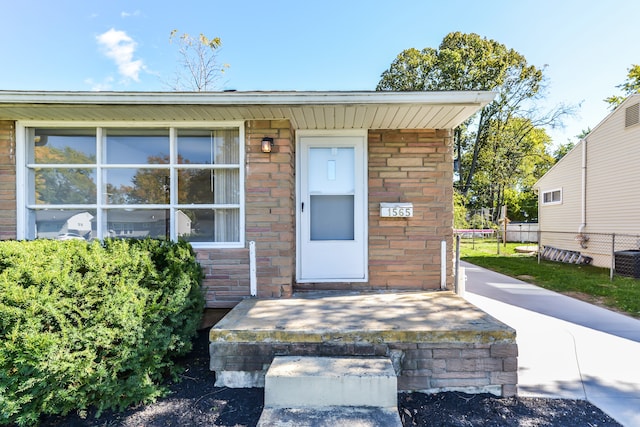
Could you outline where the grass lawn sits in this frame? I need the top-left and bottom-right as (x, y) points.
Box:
(459, 238), (640, 319)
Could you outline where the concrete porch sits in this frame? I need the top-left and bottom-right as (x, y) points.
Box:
(209, 291), (518, 397)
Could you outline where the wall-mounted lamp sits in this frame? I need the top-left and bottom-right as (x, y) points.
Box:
(261, 137), (274, 153)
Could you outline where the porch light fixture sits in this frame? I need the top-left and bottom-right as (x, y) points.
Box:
(261, 137), (274, 153)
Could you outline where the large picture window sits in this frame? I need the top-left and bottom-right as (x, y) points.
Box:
(21, 124), (244, 248)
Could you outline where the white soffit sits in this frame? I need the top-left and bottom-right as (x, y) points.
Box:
(0, 91), (495, 130)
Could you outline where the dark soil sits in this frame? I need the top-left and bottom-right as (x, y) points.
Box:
(41, 329), (621, 427)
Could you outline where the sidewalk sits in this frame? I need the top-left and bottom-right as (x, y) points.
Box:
(461, 261), (640, 427)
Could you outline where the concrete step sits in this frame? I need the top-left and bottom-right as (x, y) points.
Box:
(258, 356), (401, 426)
(263, 356), (398, 408)
(258, 406), (402, 427)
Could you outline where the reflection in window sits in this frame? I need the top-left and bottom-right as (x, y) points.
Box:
(177, 169), (239, 204)
(177, 129), (239, 164)
(105, 128), (170, 164)
(106, 209), (169, 239)
(33, 128), (96, 164)
(105, 168), (170, 204)
(34, 168), (96, 204)
(32, 209), (96, 241)
(177, 209), (239, 243)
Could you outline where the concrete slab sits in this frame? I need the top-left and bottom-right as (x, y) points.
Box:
(264, 356), (397, 408)
(210, 291), (515, 344)
(462, 261), (640, 427)
(257, 406), (402, 427)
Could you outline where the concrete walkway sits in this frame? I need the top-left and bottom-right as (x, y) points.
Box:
(461, 260), (640, 427)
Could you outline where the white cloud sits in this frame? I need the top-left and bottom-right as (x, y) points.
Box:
(96, 28), (144, 82)
(84, 77), (114, 92)
(121, 10), (141, 18)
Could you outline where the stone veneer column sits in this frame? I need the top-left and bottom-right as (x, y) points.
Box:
(368, 129), (454, 290)
(244, 120), (295, 298)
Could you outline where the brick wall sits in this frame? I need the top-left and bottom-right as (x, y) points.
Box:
(199, 120), (296, 307)
(245, 120), (295, 299)
(0, 121), (16, 240)
(368, 129), (454, 290)
(197, 248), (250, 309)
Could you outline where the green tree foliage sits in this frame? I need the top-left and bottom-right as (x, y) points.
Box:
(605, 64), (640, 108)
(378, 32), (571, 222)
(0, 239), (204, 426)
(453, 191), (469, 229)
(470, 118), (554, 219)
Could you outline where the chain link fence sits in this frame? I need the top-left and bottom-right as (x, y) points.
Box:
(539, 231), (640, 279)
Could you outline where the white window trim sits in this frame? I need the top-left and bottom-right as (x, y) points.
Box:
(16, 120), (245, 249)
(541, 188), (562, 205)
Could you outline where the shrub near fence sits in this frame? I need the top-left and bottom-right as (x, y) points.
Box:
(0, 238), (204, 426)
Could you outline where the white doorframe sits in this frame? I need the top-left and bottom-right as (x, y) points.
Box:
(296, 130), (368, 282)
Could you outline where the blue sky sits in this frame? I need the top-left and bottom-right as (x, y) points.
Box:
(2, 0), (640, 147)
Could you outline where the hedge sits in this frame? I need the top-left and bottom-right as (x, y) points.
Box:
(0, 238), (205, 426)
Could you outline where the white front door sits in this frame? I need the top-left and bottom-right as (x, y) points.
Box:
(297, 132), (367, 282)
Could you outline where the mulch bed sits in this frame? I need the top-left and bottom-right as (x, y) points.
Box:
(41, 329), (621, 427)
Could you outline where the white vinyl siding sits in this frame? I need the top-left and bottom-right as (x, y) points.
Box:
(586, 101), (640, 235)
(536, 143), (582, 232)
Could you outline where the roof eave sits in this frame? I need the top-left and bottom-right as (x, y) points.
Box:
(0, 90), (496, 107)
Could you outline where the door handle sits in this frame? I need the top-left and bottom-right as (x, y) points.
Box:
(301, 202), (304, 213)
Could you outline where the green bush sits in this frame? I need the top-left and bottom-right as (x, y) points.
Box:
(0, 238), (204, 426)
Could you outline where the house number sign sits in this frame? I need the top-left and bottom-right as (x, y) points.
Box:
(380, 203), (413, 218)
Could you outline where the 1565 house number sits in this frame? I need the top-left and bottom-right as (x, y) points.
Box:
(380, 203), (413, 218)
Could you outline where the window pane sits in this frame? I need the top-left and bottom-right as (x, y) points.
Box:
(105, 128), (169, 164)
(32, 209), (96, 240)
(34, 168), (96, 204)
(177, 169), (239, 204)
(34, 128), (96, 164)
(105, 209), (169, 239)
(310, 195), (354, 240)
(177, 209), (239, 242)
(105, 168), (169, 204)
(177, 128), (239, 164)
(309, 147), (354, 193)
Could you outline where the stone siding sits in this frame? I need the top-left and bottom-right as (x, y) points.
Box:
(368, 129), (454, 291)
(209, 340), (517, 397)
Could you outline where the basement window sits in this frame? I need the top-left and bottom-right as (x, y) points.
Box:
(542, 189), (562, 205)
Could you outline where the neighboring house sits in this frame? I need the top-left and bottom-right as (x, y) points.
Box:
(534, 94), (640, 267)
(0, 90), (494, 308)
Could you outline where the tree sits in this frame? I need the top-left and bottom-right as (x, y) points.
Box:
(166, 30), (229, 91)
(377, 32), (572, 221)
(469, 119), (553, 220)
(552, 128), (590, 162)
(453, 191), (469, 229)
(605, 64), (640, 108)
(378, 33), (527, 195)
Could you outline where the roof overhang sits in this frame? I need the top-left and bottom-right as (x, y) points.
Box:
(0, 90), (496, 130)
